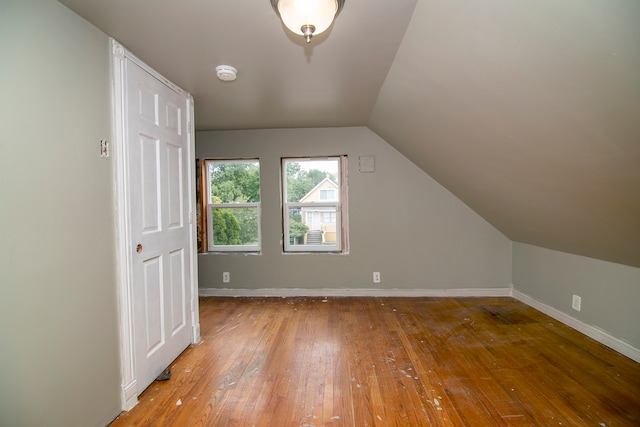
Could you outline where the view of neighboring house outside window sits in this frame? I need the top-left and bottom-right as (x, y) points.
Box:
(299, 177), (339, 244)
(282, 157), (346, 252)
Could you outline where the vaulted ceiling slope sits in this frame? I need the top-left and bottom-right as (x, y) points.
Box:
(58, 0), (640, 268)
(369, 0), (640, 268)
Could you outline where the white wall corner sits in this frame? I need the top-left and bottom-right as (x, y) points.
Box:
(511, 289), (640, 364)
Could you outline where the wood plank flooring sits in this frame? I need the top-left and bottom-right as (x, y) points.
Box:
(110, 297), (640, 426)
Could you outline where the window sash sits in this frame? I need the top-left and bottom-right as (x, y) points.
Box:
(282, 156), (344, 253)
(206, 203), (261, 252)
(206, 159), (260, 203)
(284, 204), (341, 252)
(205, 159), (261, 252)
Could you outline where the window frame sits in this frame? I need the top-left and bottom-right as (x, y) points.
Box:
(205, 159), (261, 253)
(282, 156), (347, 253)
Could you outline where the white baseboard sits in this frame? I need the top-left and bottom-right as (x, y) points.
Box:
(191, 322), (201, 345)
(198, 287), (512, 298)
(511, 289), (640, 364)
(121, 379), (138, 411)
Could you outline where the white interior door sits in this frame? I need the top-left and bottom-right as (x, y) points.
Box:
(126, 59), (193, 394)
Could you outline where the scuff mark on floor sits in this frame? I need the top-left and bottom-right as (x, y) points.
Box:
(210, 351), (266, 404)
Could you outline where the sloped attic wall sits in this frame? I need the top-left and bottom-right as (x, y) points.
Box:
(513, 243), (640, 355)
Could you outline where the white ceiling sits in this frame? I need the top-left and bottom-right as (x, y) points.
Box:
(59, 0), (640, 268)
(58, 0), (418, 130)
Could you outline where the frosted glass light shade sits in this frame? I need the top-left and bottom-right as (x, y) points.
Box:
(272, 0), (345, 42)
(277, 0), (338, 36)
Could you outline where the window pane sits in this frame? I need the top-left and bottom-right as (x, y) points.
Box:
(211, 207), (259, 247)
(288, 207), (308, 246)
(288, 207), (338, 246)
(284, 159), (339, 203)
(209, 160), (260, 203)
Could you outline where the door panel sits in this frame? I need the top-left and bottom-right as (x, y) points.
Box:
(165, 101), (182, 134)
(167, 142), (183, 229)
(142, 256), (164, 355)
(168, 248), (186, 334)
(140, 135), (161, 232)
(127, 59), (192, 394)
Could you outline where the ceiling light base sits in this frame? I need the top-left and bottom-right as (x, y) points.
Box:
(301, 24), (316, 43)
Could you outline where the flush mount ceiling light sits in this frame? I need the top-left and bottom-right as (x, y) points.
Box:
(271, 0), (345, 43)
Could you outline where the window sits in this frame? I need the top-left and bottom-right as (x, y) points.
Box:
(282, 157), (347, 252)
(319, 189), (335, 200)
(205, 159), (260, 251)
(323, 212), (336, 223)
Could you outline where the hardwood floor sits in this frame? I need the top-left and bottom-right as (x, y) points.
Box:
(110, 297), (640, 426)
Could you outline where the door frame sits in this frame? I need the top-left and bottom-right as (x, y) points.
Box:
(110, 39), (200, 411)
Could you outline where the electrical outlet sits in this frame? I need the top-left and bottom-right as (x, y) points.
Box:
(373, 272), (381, 283)
(223, 272), (230, 283)
(572, 294), (581, 311)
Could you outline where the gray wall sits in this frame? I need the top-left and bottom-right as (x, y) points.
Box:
(196, 127), (512, 290)
(513, 243), (640, 350)
(0, 1), (121, 425)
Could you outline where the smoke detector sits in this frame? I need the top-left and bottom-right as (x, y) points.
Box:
(216, 65), (237, 82)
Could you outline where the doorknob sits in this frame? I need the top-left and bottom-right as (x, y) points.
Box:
(136, 244), (143, 253)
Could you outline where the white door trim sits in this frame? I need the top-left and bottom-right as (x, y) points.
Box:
(110, 39), (200, 411)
